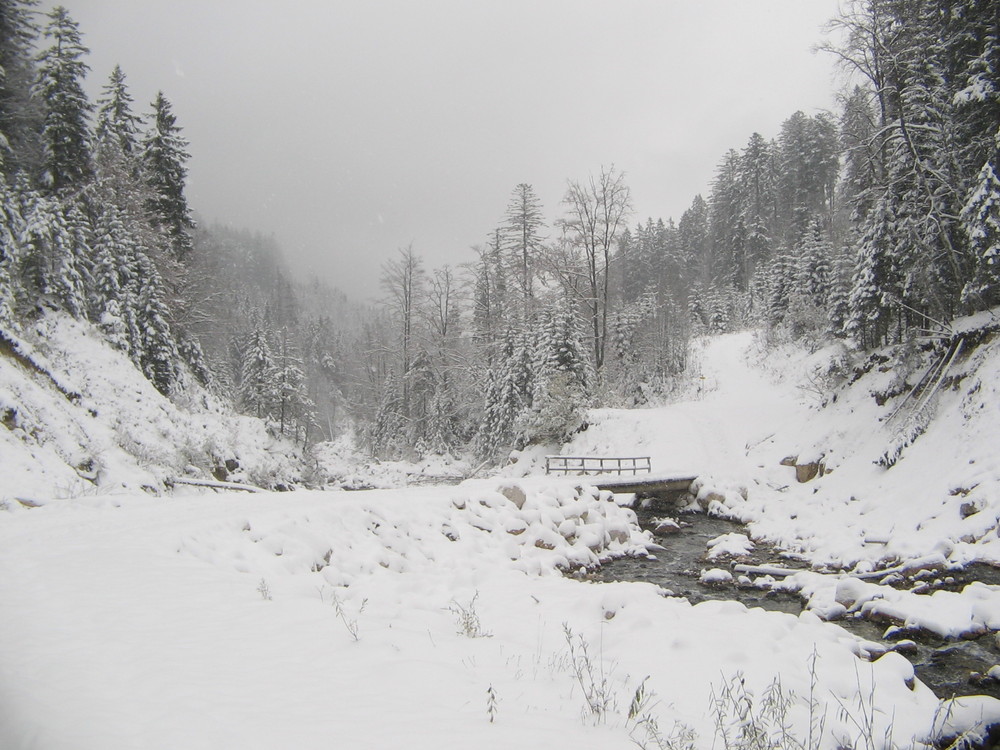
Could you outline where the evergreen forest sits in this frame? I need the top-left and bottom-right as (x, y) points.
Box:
(1, 0), (998, 469)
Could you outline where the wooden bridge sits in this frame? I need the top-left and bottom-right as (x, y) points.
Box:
(545, 455), (695, 497)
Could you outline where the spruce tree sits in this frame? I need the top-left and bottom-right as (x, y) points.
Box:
(18, 188), (88, 315)
(502, 183), (545, 317)
(274, 330), (314, 441)
(0, 173), (23, 323)
(133, 249), (179, 393)
(0, 0), (41, 177)
(142, 91), (194, 260)
(238, 325), (277, 419)
(961, 126), (1000, 308)
(94, 65), (145, 209)
(35, 6), (92, 194)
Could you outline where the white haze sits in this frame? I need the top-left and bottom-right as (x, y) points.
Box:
(57, 0), (840, 299)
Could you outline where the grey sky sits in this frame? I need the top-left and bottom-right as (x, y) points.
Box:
(57, 0), (841, 300)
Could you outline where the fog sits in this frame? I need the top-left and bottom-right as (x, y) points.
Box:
(58, 0), (841, 300)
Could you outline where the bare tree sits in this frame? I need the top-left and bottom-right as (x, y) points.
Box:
(560, 165), (632, 370)
(380, 244), (426, 415)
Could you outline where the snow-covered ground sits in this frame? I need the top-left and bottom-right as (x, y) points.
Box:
(5, 320), (1000, 747)
(0, 485), (946, 749)
(0, 314), (304, 499)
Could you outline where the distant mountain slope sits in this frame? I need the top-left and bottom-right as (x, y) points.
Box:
(0, 312), (303, 503)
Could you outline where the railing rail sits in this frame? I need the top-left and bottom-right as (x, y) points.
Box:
(544, 455), (651, 476)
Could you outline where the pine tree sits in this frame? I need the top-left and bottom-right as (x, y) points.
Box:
(0, 0), (41, 177)
(142, 91), (194, 260)
(133, 249), (179, 393)
(90, 204), (133, 350)
(93, 65), (145, 209)
(274, 330), (314, 441)
(238, 324), (277, 419)
(18, 188), (88, 315)
(960, 126), (1000, 307)
(518, 298), (589, 446)
(737, 132), (777, 284)
(369, 370), (405, 458)
(477, 329), (529, 460)
(503, 182), (545, 317)
(0, 173), (23, 323)
(35, 6), (92, 193)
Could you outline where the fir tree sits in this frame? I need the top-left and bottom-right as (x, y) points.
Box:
(238, 324), (276, 419)
(18, 188), (88, 315)
(0, 0), (41, 177)
(35, 6), (92, 193)
(961, 127), (1000, 308)
(518, 298), (589, 446)
(133, 249), (179, 393)
(502, 182), (545, 317)
(274, 330), (314, 441)
(0, 173), (23, 323)
(93, 64), (145, 209)
(142, 91), (194, 260)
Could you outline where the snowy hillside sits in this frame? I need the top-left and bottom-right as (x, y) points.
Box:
(0, 312), (303, 501)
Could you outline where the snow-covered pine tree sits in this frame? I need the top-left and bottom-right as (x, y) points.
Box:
(0, 0), (41, 177)
(477, 329), (527, 460)
(35, 5), (92, 194)
(826, 244), (855, 338)
(847, 194), (901, 347)
(502, 183), (545, 318)
(737, 132), (777, 282)
(764, 247), (797, 329)
(142, 91), (194, 261)
(787, 217), (833, 339)
(93, 64), (146, 212)
(368, 369), (405, 459)
(238, 324), (277, 420)
(274, 330), (315, 442)
(960, 126), (1000, 308)
(18, 187), (88, 315)
(133, 249), (179, 393)
(0, 173), (24, 324)
(517, 297), (589, 446)
(89, 204), (140, 352)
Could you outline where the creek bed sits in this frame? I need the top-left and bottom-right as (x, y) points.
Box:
(589, 508), (1000, 702)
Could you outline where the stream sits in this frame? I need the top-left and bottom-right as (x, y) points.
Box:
(588, 508), (1000, 702)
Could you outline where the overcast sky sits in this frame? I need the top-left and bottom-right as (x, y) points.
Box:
(54, 0), (842, 300)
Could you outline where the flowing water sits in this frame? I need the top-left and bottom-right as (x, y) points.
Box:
(589, 508), (1000, 702)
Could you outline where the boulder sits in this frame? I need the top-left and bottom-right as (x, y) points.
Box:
(498, 482), (527, 509)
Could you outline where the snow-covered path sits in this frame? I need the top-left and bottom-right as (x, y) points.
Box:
(568, 332), (801, 483)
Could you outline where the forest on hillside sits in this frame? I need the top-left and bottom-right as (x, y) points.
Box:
(0, 0), (997, 467)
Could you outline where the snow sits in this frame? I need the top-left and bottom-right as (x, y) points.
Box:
(7, 318), (1000, 746)
(0, 487), (940, 749)
(0, 313), (303, 501)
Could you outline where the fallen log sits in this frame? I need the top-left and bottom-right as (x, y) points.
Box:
(170, 477), (265, 493)
(732, 564), (800, 578)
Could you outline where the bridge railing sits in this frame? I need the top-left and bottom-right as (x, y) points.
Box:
(545, 455), (651, 476)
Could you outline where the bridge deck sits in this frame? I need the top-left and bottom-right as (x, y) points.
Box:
(584, 472), (697, 495)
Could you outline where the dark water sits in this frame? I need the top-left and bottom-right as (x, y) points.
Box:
(589, 508), (1000, 701)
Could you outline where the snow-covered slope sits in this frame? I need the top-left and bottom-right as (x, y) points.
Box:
(0, 312), (302, 502)
(561, 316), (1000, 571)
